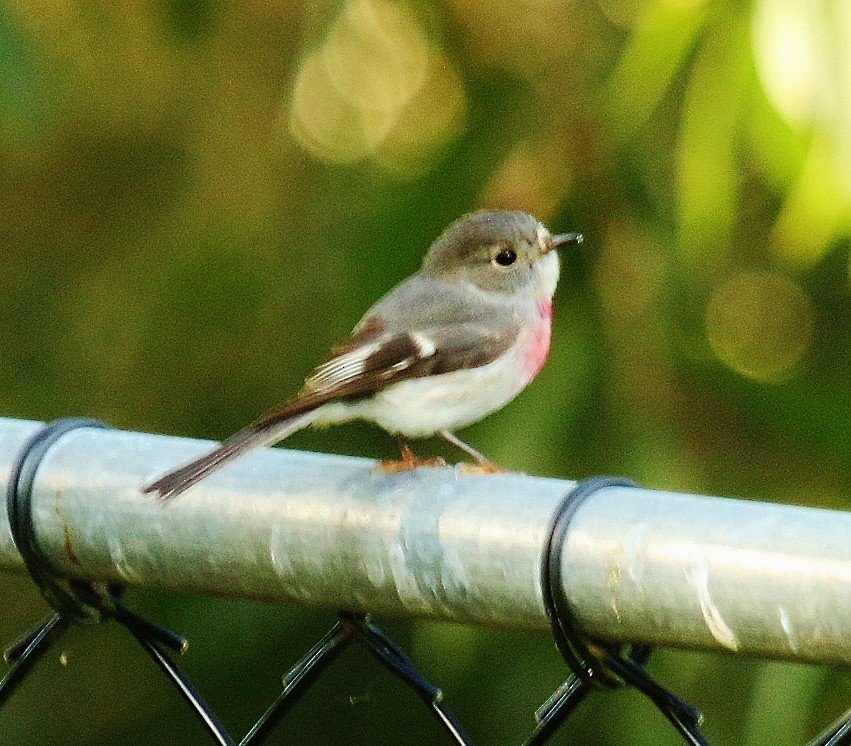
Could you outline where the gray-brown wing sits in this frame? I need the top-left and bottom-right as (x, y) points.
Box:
(301, 322), (518, 401)
(255, 273), (520, 423)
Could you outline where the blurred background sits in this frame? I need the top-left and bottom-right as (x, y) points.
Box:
(1, 0), (850, 743)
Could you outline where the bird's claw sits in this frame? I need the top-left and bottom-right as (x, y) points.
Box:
(377, 455), (447, 472)
(457, 461), (506, 475)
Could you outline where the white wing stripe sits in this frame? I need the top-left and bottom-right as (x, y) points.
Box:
(312, 342), (381, 384)
(410, 332), (437, 358)
(308, 332), (438, 391)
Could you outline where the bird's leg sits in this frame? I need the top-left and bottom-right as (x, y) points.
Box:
(437, 429), (504, 474)
(377, 435), (447, 472)
(397, 438), (420, 469)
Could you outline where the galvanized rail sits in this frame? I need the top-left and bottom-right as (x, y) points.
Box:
(1, 416), (849, 665)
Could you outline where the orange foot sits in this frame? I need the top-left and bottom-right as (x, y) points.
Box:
(378, 455), (447, 472)
(378, 440), (447, 472)
(457, 460), (507, 475)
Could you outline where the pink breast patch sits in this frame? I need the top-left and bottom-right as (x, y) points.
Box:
(522, 301), (553, 380)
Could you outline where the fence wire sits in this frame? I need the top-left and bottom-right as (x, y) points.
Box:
(2, 417), (851, 744)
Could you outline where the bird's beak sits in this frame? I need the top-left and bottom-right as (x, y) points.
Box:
(546, 232), (584, 253)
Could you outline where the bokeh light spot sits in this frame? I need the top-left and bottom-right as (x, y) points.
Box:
(287, 0), (465, 171)
(706, 271), (814, 382)
(752, 0), (824, 129)
(371, 50), (466, 176)
(322, 0), (429, 114)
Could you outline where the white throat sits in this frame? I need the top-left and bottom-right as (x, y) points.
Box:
(535, 251), (560, 300)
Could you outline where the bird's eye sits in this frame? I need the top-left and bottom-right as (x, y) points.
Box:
(493, 248), (517, 267)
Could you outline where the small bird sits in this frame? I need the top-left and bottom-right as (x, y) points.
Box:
(143, 210), (582, 500)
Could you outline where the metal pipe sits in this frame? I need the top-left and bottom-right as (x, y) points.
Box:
(1, 416), (850, 665)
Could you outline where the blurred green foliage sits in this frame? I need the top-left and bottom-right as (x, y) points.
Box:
(1, 0), (850, 743)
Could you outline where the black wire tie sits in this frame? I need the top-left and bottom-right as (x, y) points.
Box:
(532, 476), (708, 746)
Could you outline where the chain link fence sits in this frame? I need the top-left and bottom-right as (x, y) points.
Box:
(2, 417), (851, 744)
